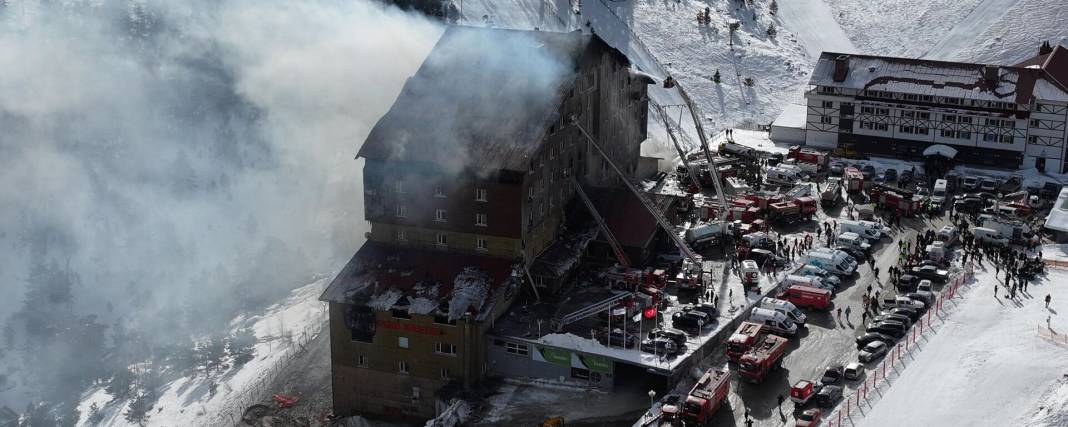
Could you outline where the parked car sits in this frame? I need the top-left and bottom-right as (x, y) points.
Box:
(954, 196), (984, 213)
(794, 408), (823, 427)
(671, 312), (705, 335)
(844, 362), (864, 381)
(867, 321), (907, 338)
(815, 385), (843, 408)
(906, 291), (935, 306)
(882, 168), (898, 183)
(999, 175), (1022, 193)
(873, 313), (912, 327)
(882, 296), (926, 311)
(604, 329), (637, 348)
(817, 365), (844, 388)
(748, 248), (788, 267)
(829, 161), (846, 176)
(910, 265), (949, 283)
(962, 175), (980, 191)
(885, 307), (921, 322)
(834, 245), (867, 262)
(979, 177), (998, 192)
(896, 274), (920, 292)
(648, 328), (688, 348)
(858, 341), (889, 363)
(856, 332), (896, 350)
(640, 337), (678, 355)
(861, 165), (876, 179)
(899, 170), (913, 186)
(687, 302), (719, 318)
(917, 279), (934, 293)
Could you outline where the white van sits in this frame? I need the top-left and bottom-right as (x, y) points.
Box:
(783, 274), (836, 292)
(766, 167), (805, 185)
(836, 232), (872, 253)
(749, 307), (798, 336)
(930, 179), (948, 208)
(760, 297), (808, 325)
(802, 248), (857, 276)
(838, 220), (882, 241)
(973, 227), (1009, 247)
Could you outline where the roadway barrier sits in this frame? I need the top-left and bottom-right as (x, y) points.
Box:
(823, 264), (975, 427)
(1038, 325), (1068, 345)
(1044, 259), (1068, 270)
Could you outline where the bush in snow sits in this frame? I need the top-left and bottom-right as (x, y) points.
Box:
(769, 0), (778, 15)
(767, 24), (777, 38)
(713, 69), (722, 83)
(744, 77), (755, 87)
(228, 327), (257, 367)
(87, 402), (105, 426)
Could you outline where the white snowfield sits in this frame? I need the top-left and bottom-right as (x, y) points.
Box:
(775, 0), (856, 57)
(859, 268), (1068, 427)
(77, 279), (328, 427)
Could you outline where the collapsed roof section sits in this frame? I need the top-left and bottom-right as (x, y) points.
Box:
(320, 241), (520, 321)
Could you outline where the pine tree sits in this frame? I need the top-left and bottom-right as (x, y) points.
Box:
(106, 367), (136, 401)
(87, 402), (105, 426)
(228, 327), (257, 367)
(713, 69), (722, 83)
(744, 77), (755, 87)
(124, 392), (151, 426)
(770, 0), (778, 15)
(767, 23), (777, 38)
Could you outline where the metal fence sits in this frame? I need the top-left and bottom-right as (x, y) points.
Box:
(210, 303), (328, 426)
(822, 266), (975, 427)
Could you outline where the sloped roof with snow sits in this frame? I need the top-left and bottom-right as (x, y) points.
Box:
(358, 26), (626, 173)
(1044, 186), (1068, 233)
(809, 51), (1068, 104)
(320, 242), (519, 320)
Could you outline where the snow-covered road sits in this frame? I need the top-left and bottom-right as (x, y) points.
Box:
(776, 0), (856, 57)
(859, 267), (1068, 426)
(922, 0), (1020, 60)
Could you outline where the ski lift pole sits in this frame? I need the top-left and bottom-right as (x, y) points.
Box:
(570, 118), (702, 266)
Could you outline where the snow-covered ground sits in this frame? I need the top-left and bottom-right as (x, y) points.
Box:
(76, 279), (328, 427)
(858, 267), (1068, 427)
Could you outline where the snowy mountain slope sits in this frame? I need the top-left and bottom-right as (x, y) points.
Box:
(825, 0), (986, 58)
(947, 0), (1068, 64)
(75, 280), (328, 427)
(922, 0), (1020, 60)
(776, 0), (856, 57)
(859, 268), (1068, 427)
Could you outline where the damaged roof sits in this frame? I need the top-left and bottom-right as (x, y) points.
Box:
(809, 50), (1068, 104)
(358, 26), (615, 172)
(320, 241), (519, 321)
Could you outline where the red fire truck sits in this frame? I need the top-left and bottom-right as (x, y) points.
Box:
(787, 146), (829, 174)
(844, 167), (864, 193)
(725, 321), (765, 363)
(767, 197), (817, 224)
(869, 183), (921, 216)
(603, 266), (667, 291)
(682, 368), (731, 424)
(738, 334), (789, 383)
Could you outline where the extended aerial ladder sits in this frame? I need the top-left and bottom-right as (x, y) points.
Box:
(551, 290), (632, 331)
(569, 117), (702, 267)
(571, 178), (631, 268)
(673, 83), (731, 223)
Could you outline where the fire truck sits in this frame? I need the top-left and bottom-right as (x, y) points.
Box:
(681, 368), (731, 425)
(767, 197), (817, 224)
(787, 146), (829, 174)
(603, 266), (667, 291)
(743, 192), (785, 210)
(725, 321), (765, 363)
(844, 167), (864, 193)
(869, 183), (921, 216)
(737, 334), (788, 383)
(674, 257), (711, 290)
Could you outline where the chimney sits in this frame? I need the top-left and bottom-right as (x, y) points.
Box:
(833, 55), (850, 82)
(983, 65), (999, 87)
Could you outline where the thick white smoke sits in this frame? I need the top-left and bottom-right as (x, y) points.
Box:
(0, 0), (441, 411)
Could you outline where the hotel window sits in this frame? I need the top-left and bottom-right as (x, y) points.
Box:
(397, 229), (406, 241)
(876, 108), (889, 116)
(398, 361), (409, 374)
(436, 233), (448, 246)
(475, 188), (487, 202)
(1029, 136), (1038, 143)
(861, 106), (874, 114)
(476, 238), (488, 251)
(476, 213), (487, 226)
(357, 355), (367, 367)
(435, 342), (457, 355)
(440, 368), (450, 380)
(394, 180), (405, 194)
(395, 204), (408, 218)
(505, 342), (529, 356)
(822, 101), (834, 108)
(820, 116), (832, 124)
(398, 337), (409, 349)
(434, 185), (446, 198)
(1030, 119), (1041, 127)
(435, 209), (447, 222)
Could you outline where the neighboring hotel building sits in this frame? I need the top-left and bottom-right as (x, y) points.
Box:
(802, 43), (1068, 173)
(320, 26), (650, 422)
